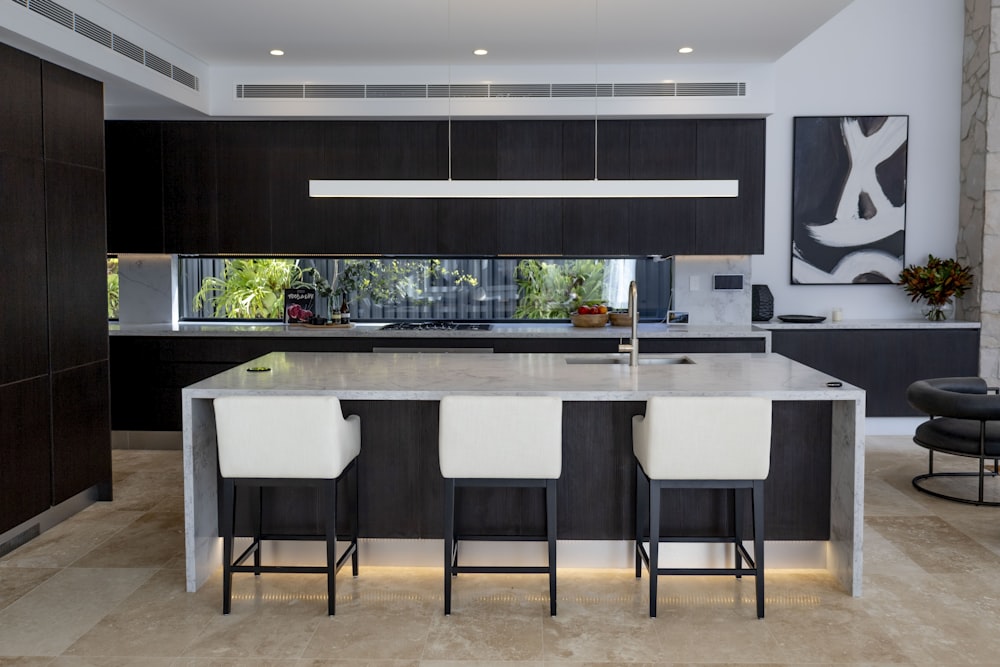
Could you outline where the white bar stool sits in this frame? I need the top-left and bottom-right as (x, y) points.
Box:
(632, 396), (772, 618)
(213, 395), (361, 615)
(438, 395), (563, 615)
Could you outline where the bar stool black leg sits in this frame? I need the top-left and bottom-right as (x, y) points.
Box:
(324, 479), (338, 616)
(251, 485), (262, 575)
(635, 464), (644, 579)
(351, 465), (360, 576)
(222, 478), (235, 615)
(648, 479), (660, 618)
(443, 478), (455, 615)
(753, 480), (765, 619)
(733, 487), (743, 579)
(546, 479), (557, 616)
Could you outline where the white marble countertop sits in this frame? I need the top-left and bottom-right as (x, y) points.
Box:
(183, 351), (864, 402)
(111, 321), (769, 339)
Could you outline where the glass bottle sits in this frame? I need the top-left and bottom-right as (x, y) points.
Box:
(340, 294), (351, 325)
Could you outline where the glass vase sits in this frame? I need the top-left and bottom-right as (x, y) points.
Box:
(920, 300), (954, 321)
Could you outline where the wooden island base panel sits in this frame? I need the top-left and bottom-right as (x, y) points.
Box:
(182, 351), (866, 596)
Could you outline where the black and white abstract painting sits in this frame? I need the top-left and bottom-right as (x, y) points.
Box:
(791, 115), (908, 284)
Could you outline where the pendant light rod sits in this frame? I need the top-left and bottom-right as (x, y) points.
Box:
(309, 179), (738, 199)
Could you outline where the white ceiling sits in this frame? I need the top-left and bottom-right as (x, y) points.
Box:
(93, 0), (854, 68)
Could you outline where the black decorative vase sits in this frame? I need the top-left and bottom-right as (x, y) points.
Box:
(751, 284), (774, 322)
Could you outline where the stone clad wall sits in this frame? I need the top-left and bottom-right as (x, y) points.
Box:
(961, 0), (998, 384)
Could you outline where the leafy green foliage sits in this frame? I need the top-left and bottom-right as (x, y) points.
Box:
(107, 258), (119, 319)
(514, 259), (606, 319)
(193, 259), (310, 318)
(306, 259), (477, 305)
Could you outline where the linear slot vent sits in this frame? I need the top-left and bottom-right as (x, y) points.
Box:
(144, 51), (171, 77)
(238, 81), (746, 101)
(29, 0), (72, 29)
(74, 15), (111, 48)
(11, 0), (199, 91)
(490, 84), (550, 98)
(305, 84), (364, 99)
(367, 84), (427, 99)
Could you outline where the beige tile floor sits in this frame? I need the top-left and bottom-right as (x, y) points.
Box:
(1, 435), (1000, 665)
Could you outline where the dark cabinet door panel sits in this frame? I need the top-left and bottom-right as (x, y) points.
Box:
(51, 361), (111, 504)
(561, 120), (596, 180)
(163, 122), (219, 253)
(629, 199), (697, 255)
(438, 199), (497, 255)
(217, 122), (271, 253)
(379, 199), (438, 254)
(0, 378), (52, 533)
(0, 155), (48, 385)
(497, 121), (563, 178)
(772, 329), (980, 416)
(377, 121), (446, 179)
(41, 62), (103, 169)
(0, 42), (42, 159)
(497, 200), (562, 255)
(563, 199), (629, 256)
(105, 121), (164, 253)
(270, 122), (338, 253)
(629, 119), (697, 179)
(449, 121), (497, 179)
(696, 119), (765, 254)
(45, 162), (108, 371)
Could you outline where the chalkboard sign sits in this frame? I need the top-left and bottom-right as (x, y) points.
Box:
(283, 288), (316, 323)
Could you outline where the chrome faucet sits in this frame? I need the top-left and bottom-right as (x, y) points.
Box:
(618, 280), (639, 367)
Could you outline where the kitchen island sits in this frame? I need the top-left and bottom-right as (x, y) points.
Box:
(182, 351), (865, 596)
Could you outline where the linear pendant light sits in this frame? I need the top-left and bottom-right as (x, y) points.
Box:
(309, 179), (739, 199)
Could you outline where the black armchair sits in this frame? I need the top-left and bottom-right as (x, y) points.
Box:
(906, 377), (1000, 506)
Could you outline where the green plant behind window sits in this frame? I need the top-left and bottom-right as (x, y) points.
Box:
(107, 257), (119, 319)
(193, 259), (310, 318)
(514, 259), (606, 318)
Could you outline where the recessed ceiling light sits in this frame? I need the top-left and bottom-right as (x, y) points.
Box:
(270, 49), (285, 56)
(473, 49), (488, 56)
(678, 47), (693, 54)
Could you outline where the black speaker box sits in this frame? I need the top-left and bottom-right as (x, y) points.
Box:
(751, 284), (774, 322)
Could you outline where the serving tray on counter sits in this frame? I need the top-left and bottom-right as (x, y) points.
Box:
(776, 314), (827, 324)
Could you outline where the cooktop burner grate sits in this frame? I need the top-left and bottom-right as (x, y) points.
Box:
(379, 321), (493, 331)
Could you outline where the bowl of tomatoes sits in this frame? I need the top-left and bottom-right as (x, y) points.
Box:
(571, 304), (609, 327)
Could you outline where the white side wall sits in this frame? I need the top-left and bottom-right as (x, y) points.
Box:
(752, 0), (964, 320)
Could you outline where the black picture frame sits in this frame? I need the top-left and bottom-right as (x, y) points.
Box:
(791, 115), (908, 284)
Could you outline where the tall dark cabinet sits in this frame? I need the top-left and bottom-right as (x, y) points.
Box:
(0, 42), (111, 535)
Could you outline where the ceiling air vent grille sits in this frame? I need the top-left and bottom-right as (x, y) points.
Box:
(367, 84), (427, 99)
(11, 0), (199, 91)
(490, 84), (550, 98)
(552, 83), (613, 98)
(29, 0), (72, 29)
(237, 81), (746, 101)
(74, 15), (111, 48)
(676, 82), (745, 97)
(144, 51), (171, 77)
(306, 84), (365, 98)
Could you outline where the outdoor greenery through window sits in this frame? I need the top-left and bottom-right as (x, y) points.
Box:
(107, 257), (119, 320)
(177, 257), (673, 322)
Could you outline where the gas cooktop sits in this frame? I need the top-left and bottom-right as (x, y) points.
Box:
(379, 321), (493, 331)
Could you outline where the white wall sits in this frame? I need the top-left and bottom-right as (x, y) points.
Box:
(751, 0), (964, 321)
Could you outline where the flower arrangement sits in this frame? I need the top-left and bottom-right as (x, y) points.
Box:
(897, 254), (974, 321)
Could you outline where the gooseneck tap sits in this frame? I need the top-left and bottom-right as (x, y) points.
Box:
(618, 280), (639, 367)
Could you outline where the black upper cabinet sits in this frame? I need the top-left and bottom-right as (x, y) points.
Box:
(0, 43), (43, 160)
(106, 122), (164, 253)
(696, 119), (765, 254)
(106, 118), (765, 257)
(217, 122), (272, 253)
(41, 62), (103, 169)
(163, 122), (219, 253)
(628, 120), (698, 255)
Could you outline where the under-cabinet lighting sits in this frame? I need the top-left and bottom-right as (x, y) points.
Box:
(308, 179), (739, 199)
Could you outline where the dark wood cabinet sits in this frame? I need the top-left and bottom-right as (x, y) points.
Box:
(51, 362), (111, 503)
(105, 122), (164, 253)
(0, 42), (42, 159)
(0, 154), (48, 385)
(41, 62), (103, 169)
(163, 122), (219, 253)
(696, 119), (765, 254)
(45, 162), (109, 372)
(771, 328), (980, 416)
(107, 118), (766, 257)
(0, 378), (52, 533)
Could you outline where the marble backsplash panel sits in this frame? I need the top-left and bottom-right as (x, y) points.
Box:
(671, 255), (752, 325)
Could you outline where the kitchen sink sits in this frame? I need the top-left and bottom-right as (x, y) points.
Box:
(565, 355), (695, 366)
